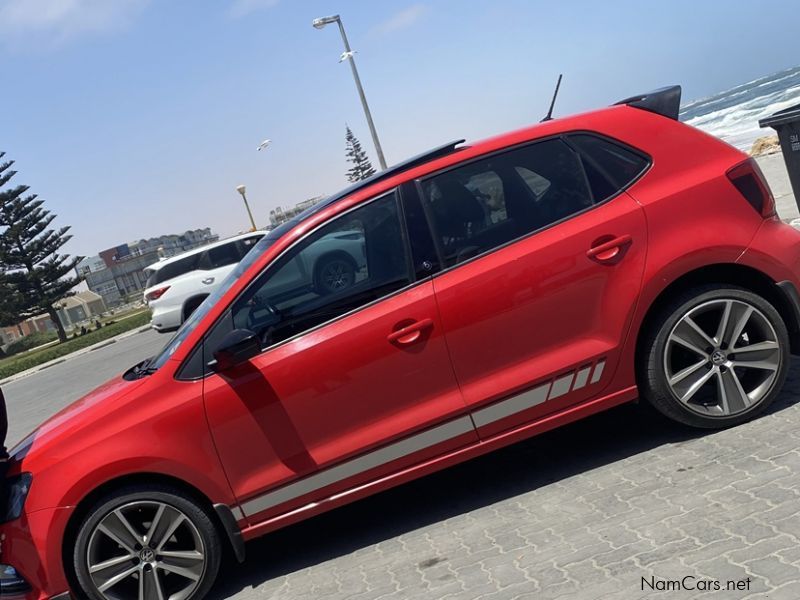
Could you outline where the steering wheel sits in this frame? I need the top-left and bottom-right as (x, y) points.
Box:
(246, 294), (281, 334)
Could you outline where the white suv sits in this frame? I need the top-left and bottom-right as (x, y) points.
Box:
(144, 232), (265, 332)
(144, 229), (369, 332)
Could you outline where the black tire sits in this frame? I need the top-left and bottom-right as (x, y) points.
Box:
(314, 254), (357, 295)
(183, 295), (208, 322)
(73, 485), (222, 600)
(639, 285), (790, 429)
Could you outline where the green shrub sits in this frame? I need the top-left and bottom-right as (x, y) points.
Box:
(0, 310), (151, 380)
(3, 330), (58, 356)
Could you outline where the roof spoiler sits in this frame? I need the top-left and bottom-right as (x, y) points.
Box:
(615, 85), (682, 120)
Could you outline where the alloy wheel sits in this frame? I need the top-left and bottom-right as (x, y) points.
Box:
(663, 298), (781, 417)
(320, 260), (354, 292)
(86, 501), (206, 600)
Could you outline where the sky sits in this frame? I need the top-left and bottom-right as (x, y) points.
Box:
(2, 0), (799, 259)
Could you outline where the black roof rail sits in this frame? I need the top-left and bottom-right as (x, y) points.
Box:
(266, 139), (466, 239)
(615, 85), (682, 120)
(332, 138), (467, 203)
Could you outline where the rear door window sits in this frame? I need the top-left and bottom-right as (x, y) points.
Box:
(205, 241), (241, 269)
(236, 235), (262, 260)
(146, 254), (200, 287)
(420, 138), (594, 267)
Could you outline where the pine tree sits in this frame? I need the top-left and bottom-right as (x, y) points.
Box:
(0, 153), (82, 342)
(0, 273), (19, 328)
(345, 125), (377, 182)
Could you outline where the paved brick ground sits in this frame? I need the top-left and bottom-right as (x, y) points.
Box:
(211, 360), (800, 600)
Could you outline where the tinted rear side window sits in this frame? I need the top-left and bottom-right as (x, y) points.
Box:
(237, 235), (262, 260)
(146, 254), (200, 287)
(205, 242), (241, 269)
(420, 138), (593, 267)
(567, 134), (649, 201)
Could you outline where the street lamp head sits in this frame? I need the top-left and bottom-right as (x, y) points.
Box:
(236, 184), (246, 197)
(257, 139), (272, 152)
(312, 14), (339, 29)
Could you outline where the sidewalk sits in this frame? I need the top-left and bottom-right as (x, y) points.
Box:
(756, 152), (797, 221)
(0, 325), (151, 387)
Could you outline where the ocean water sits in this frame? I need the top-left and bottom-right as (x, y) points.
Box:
(680, 65), (800, 151)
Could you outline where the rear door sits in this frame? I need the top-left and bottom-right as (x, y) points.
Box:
(419, 134), (650, 437)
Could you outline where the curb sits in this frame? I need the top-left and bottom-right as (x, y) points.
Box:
(0, 326), (153, 387)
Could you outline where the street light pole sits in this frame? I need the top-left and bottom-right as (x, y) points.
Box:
(313, 14), (388, 170)
(235, 184), (257, 231)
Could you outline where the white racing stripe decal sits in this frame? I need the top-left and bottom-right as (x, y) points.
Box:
(549, 372), (575, 399)
(472, 383), (550, 428)
(590, 359), (605, 384)
(241, 416), (474, 517)
(573, 366), (592, 390)
(238, 358), (607, 519)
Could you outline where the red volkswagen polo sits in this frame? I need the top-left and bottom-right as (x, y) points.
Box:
(3, 86), (800, 600)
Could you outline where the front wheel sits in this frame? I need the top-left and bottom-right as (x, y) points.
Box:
(73, 485), (221, 600)
(639, 285), (789, 429)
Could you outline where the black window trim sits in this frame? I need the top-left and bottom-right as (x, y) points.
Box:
(398, 181), (445, 277)
(413, 130), (652, 278)
(176, 188), (431, 381)
(394, 185), (418, 282)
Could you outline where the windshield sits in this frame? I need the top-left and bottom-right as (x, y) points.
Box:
(147, 235), (277, 371)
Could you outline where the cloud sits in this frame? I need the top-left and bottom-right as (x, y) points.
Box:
(372, 4), (428, 35)
(228, 0), (279, 19)
(0, 0), (149, 43)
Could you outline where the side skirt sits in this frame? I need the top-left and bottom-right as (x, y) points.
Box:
(239, 385), (638, 541)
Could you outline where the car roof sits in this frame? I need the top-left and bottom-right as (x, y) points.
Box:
(265, 85), (681, 242)
(264, 139), (469, 242)
(145, 231), (264, 272)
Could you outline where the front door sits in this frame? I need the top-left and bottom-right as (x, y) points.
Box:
(203, 191), (475, 521)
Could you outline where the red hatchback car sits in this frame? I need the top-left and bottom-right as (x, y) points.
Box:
(2, 86), (800, 600)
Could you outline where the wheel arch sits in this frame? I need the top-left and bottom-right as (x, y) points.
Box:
(62, 471), (245, 593)
(182, 294), (209, 322)
(635, 263), (800, 379)
(313, 249), (358, 272)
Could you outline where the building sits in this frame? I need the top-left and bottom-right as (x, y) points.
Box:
(269, 196), (326, 227)
(0, 318), (52, 348)
(0, 292), (106, 350)
(78, 229), (219, 307)
(55, 291), (107, 329)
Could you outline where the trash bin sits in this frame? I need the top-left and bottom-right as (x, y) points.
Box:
(759, 103), (800, 212)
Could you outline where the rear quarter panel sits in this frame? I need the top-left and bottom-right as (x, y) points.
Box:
(580, 107), (765, 391)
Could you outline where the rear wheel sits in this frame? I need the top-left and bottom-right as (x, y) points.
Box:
(639, 285), (789, 428)
(314, 255), (356, 295)
(73, 485), (221, 600)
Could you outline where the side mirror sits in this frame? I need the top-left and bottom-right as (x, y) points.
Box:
(211, 329), (261, 371)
